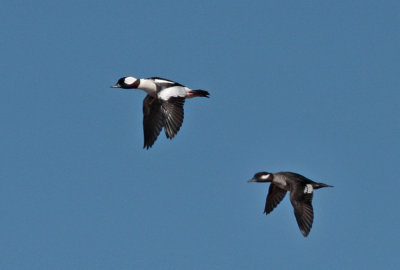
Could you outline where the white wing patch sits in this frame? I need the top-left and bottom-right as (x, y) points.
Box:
(158, 86), (187, 100)
(304, 184), (313, 194)
(124, 76), (137, 85)
(154, 78), (175, 84)
(260, 174), (270, 180)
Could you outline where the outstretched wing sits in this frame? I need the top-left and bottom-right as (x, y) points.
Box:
(162, 97), (185, 139)
(142, 95), (165, 149)
(289, 184), (314, 237)
(264, 183), (287, 214)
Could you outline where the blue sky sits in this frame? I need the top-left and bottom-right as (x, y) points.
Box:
(1, 0), (399, 269)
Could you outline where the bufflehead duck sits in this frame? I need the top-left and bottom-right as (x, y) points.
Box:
(248, 171), (333, 237)
(111, 76), (209, 149)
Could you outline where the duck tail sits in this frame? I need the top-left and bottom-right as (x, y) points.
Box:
(315, 182), (334, 189)
(188, 89), (210, 98)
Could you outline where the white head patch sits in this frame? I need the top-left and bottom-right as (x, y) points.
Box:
(260, 174), (270, 180)
(124, 76), (137, 85)
(304, 184), (313, 194)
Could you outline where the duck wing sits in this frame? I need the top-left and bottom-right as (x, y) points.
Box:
(289, 183), (314, 237)
(161, 97), (185, 139)
(264, 183), (287, 214)
(142, 95), (165, 149)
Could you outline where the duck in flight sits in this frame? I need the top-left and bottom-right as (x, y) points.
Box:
(248, 171), (333, 237)
(111, 76), (209, 149)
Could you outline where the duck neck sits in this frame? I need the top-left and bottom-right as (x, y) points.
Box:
(138, 79), (158, 96)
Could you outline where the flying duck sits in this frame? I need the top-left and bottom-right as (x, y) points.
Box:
(248, 171), (333, 237)
(111, 76), (209, 149)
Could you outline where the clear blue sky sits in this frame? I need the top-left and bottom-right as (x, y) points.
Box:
(1, 1), (399, 269)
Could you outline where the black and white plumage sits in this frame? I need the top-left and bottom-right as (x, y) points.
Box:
(111, 76), (209, 149)
(248, 171), (333, 237)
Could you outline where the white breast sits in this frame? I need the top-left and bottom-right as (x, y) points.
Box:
(138, 79), (157, 96)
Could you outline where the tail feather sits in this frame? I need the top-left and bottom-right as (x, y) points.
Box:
(315, 182), (334, 189)
(189, 89), (210, 98)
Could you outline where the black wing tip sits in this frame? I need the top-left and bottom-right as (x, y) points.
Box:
(164, 125), (178, 139)
(264, 208), (273, 215)
(165, 126), (181, 139)
(143, 141), (154, 149)
(297, 215), (313, 237)
(301, 229), (310, 237)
